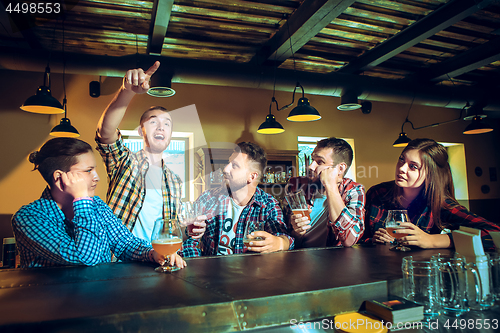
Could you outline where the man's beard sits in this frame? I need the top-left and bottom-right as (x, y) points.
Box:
(224, 178), (247, 194)
(308, 173), (324, 191)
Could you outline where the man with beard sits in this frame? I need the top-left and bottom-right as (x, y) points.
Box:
(95, 61), (205, 242)
(286, 138), (365, 248)
(181, 142), (294, 257)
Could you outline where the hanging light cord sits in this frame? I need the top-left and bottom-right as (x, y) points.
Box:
(286, 13), (298, 82)
(62, 18), (68, 118)
(276, 13), (303, 112)
(269, 24), (279, 114)
(401, 101), (467, 133)
(43, 20), (58, 88)
(400, 75), (468, 132)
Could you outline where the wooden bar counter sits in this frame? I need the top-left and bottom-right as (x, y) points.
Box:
(0, 244), (467, 332)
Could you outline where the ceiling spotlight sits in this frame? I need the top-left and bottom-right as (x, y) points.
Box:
(337, 92), (361, 111)
(147, 74), (176, 97)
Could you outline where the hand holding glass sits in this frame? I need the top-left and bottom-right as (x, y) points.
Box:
(151, 218), (183, 273)
(285, 190), (310, 221)
(243, 220), (265, 249)
(385, 209), (411, 251)
(179, 201), (200, 237)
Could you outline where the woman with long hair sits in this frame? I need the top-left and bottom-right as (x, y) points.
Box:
(363, 138), (500, 250)
(12, 137), (186, 268)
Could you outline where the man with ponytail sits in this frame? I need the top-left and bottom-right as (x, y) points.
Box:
(12, 138), (186, 269)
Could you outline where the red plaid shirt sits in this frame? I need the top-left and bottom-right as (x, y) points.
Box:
(362, 181), (500, 251)
(286, 177), (365, 247)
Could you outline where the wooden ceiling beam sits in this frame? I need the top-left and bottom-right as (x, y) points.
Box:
(414, 37), (500, 83)
(147, 0), (174, 56)
(2, 9), (44, 50)
(337, 0), (494, 74)
(251, 0), (355, 66)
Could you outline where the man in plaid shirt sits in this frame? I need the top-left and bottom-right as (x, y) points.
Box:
(287, 138), (365, 248)
(95, 61), (205, 242)
(182, 142), (294, 257)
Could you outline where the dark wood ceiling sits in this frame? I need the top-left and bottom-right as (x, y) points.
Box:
(1, 0), (500, 110)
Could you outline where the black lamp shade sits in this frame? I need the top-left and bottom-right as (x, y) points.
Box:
(21, 86), (64, 114)
(463, 116), (493, 134)
(50, 118), (80, 138)
(393, 132), (412, 147)
(257, 113), (284, 134)
(147, 75), (176, 97)
(287, 97), (321, 122)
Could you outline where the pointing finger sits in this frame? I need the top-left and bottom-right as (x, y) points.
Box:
(145, 61), (160, 77)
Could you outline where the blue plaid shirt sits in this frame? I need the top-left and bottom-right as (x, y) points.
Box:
(181, 186), (294, 257)
(12, 187), (154, 268)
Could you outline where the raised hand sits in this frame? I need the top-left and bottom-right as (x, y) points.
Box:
(122, 61), (161, 94)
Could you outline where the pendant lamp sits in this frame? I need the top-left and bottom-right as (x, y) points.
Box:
(286, 83), (321, 122)
(50, 98), (80, 138)
(258, 97), (285, 134)
(21, 66), (64, 114)
(463, 115), (493, 134)
(393, 119), (412, 148)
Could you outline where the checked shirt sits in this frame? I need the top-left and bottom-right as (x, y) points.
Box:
(12, 188), (153, 268)
(363, 181), (500, 251)
(182, 186), (294, 257)
(95, 131), (182, 232)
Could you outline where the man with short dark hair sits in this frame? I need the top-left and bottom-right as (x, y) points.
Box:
(287, 137), (365, 248)
(95, 61), (205, 242)
(182, 142), (294, 257)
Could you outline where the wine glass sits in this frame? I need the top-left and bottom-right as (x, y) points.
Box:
(151, 218), (183, 273)
(385, 210), (411, 251)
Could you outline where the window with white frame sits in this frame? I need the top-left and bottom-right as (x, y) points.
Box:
(297, 136), (357, 181)
(121, 130), (193, 200)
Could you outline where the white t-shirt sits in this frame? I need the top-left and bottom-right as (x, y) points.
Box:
(133, 164), (163, 242)
(218, 198), (245, 255)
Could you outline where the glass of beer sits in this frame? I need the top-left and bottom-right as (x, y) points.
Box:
(285, 190), (310, 221)
(385, 210), (411, 251)
(179, 201), (199, 237)
(151, 218), (183, 273)
(243, 220), (265, 250)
